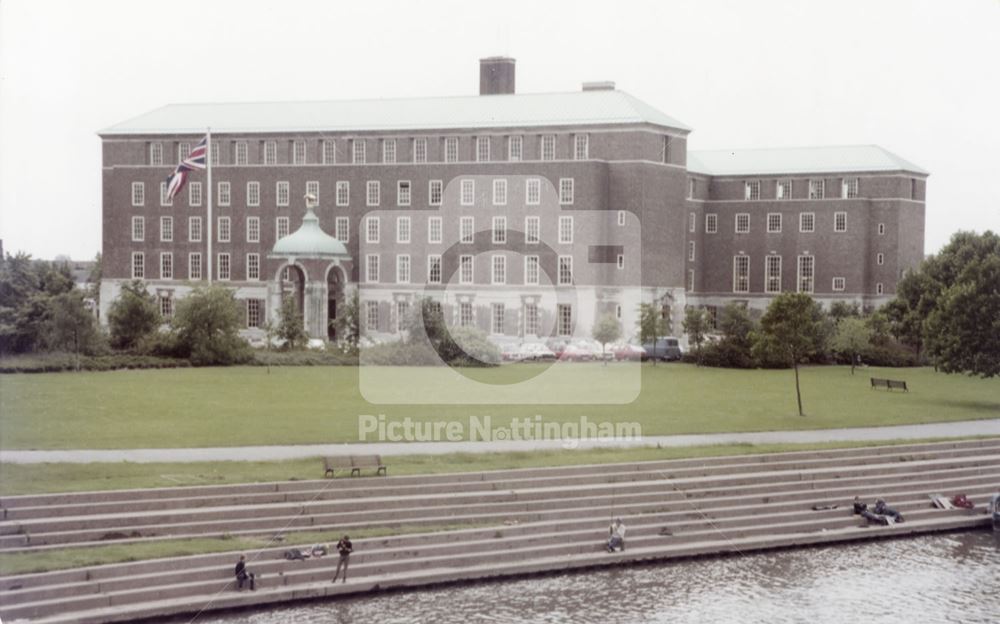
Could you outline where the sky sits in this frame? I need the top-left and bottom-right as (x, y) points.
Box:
(0, 0), (998, 260)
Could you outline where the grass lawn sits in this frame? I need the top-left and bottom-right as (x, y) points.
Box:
(0, 364), (997, 450)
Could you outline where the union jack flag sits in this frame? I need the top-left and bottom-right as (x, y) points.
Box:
(165, 135), (208, 200)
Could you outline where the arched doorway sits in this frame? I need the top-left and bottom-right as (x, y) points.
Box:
(279, 264), (307, 330)
(326, 265), (345, 340)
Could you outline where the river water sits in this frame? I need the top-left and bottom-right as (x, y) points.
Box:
(191, 531), (999, 624)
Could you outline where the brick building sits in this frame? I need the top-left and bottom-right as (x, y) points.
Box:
(97, 58), (926, 342)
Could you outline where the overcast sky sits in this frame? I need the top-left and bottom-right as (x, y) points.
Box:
(1, 0), (997, 260)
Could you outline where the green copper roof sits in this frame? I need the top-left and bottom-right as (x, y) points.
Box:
(271, 208), (349, 258)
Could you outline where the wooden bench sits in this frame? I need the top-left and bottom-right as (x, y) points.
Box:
(870, 377), (908, 392)
(323, 455), (387, 478)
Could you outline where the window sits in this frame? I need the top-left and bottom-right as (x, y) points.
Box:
(525, 216), (540, 244)
(493, 216), (507, 244)
(429, 180), (443, 205)
(131, 182), (145, 206)
(559, 178), (574, 205)
(744, 181), (761, 201)
(618, 211), (626, 227)
(367, 181), (380, 206)
(131, 253), (144, 279)
(218, 182), (231, 206)
(525, 255), (540, 285)
(150, 143), (163, 166)
(160, 216), (173, 242)
(878, 223), (886, 236)
(777, 180), (792, 200)
(843, 178), (859, 199)
(574, 134), (589, 160)
(525, 303), (539, 335)
(131, 216), (144, 242)
(809, 179), (825, 199)
(834, 212), (847, 233)
(617, 254), (625, 270)
(335, 216), (349, 242)
(765, 255), (782, 294)
(178, 142), (191, 162)
(832, 277), (846, 292)
(476, 137), (490, 162)
(688, 178), (696, 199)
(247, 299), (263, 328)
(160, 296), (173, 319)
(217, 253), (231, 281)
(508, 135), (522, 161)
(263, 141), (277, 165)
(189, 253), (202, 280)
(688, 241), (696, 262)
(876, 282), (884, 295)
(559, 216), (574, 244)
(366, 216), (380, 243)
(306, 180), (319, 203)
(366, 254), (380, 283)
(444, 137), (459, 163)
(557, 304), (572, 336)
(427, 255), (442, 284)
(767, 213), (782, 233)
(234, 141), (248, 165)
(689, 212), (696, 233)
(491, 303), (505, 334)
(541, 135), (555, 161)
(160, 182), (172, 206)
(395, 301), (409, 333)
(428, 217), (442, 244)
(398, 180), (411, 206)
(247, 181), (260, 207)
(492, 255), (506, 284)
(397, 216), (411, 244)
(459, 255), (474, 284)
(460, 216), (474, 244)
(189, 182), (202, 207)
(246, 253), (260, 281)
(558, 256), (573, 285)
(276, 216), (290, 240)
(336, 181), (349, 206)
(800, 213), (815, 233)
(705, 213), (718, 234)
(322, 140), (336, 164)
(160, 253), (173, 280)
(292, 140), (306, 164)
(733, 255), (750, 293)
(735, 213), (750, 233)
(461, 179), (475, 206)
(352, 139), (366, 164)
(493, 179), (507, 205)
(247, 217), (260, 243)
(366, 301), (379, 331)
(276, 181), (289, 207)
(396, 255), (410, 284)
(797, 255), (815, 293)
(526, 178), (541, 205)
(189, 217), (202, 242)
(413, 138), (427, 163)
(382, 139), (396, 164)
(218, 217), (231, 242)
(687, 269), (695, 291)
(459, 302), (473, 327)
(877, 253), (885, 265)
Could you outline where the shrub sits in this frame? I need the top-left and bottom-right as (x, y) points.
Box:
(0, 353), (190, 373)
(252, 350), (356, 367)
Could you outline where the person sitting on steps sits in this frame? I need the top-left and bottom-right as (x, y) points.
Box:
(331, 535), (353, 583)
(234, 555), (256, 591)
(607, 518), (627, 552)
(874, 499), (905, 523)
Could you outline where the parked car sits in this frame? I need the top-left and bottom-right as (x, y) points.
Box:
(612, 343), (646, 361)
(546, 339), (568, 360)
(518, 342), (557, 362)
(499, 343), (523, 362)
(641, 337), (683, 361)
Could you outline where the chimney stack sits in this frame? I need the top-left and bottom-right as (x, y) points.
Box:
(479, 57), (516, 95)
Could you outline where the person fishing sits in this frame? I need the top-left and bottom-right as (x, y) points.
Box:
(234, 554), (256, 591)
(331, 535), (353, 583)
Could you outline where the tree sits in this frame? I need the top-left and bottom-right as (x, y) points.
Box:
(714, 302), (755, 368)
(752, 293), (828, 416)
(828, 301), (861, 322)
(47, 291), (101, 363)
(171, 286), (250, 365)
(107, 280), (160, 351)
(591, 313), (622, 365)
(335, 289), (361, 354)
(276, 294), (308, 350)
(682, 307), (709, 366)
(830, 317), (871, 375)
(637, 302), (668, 365)
(87, 253), (103, 311)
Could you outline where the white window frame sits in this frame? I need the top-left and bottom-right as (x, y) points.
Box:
(276, 181), (289, 207)
(559, 178), (574, 205)
(306, 180), (320, 204)
(131, 182), (145, 207)
(492, 216), (507, 244)
(878, 223), (886, 236)
(234, 141), (248, 165)
(492, 255), (506, 285)
(525, 303), (539, 335)
(558, 255), (573, 285)
(705, 213), (718, 234)
(292, 140), (306, 165)
(777, 180), (792, 200)
(687, 269), (695, 291)
(797, 255), (815, 294)
(744, 180), (761, 201)
(188, 216), (202, 242)
(618, 211), (626, 227)
(526, 178), (541, 205)
(617, 254), (625, 270)
(322, 140), (336, 164)
(733, 255), (750, 293)
(459, 255), (474, 284)
(246, 253), (260, 281)
(247, 181), (260, 207)
(689, 212), (696, 233)
(493, 179), (507, 205)
(150, 142), (163, 166)
(188, 252), (202, 281)
(843, 177), (860, 199)
(834, 212), (847, 233)
(217, 253), (231, 281)
(574, 134), (589, 160)
(525, 216), (540, 244)
(160, 252), (173, 280)
(335, 216), (349, 242)
(877, 252), (885, 265)
(353, 139), (366, 164)
(428, 216), (443, 244)
(459, 302), (474, 328)
(276, 216), (290, 240)
(735, 213), (750, 234)
(460, 216), (474, 244)
(429, 180), (443, 206)
(524, 255), (540, 285)
(557, 304), (572, 337)
(460, 179), (475, 206)
(688, 241), (696, 262)
(397, 180), (411, 207)
(444, 137), (459, 163)
(809, 179), (825, 200)
(218, 181), (231, 207)
(396, 254), (411, 284)
(876, 282), (884, 295)
(160, 216), (173, 243)
(263, 141), (277, 165)
(189, 182), (202, 207)
(366, 254), (380, 283)
(366, 216), (380, 243)
(558, 216), (574, 244)
(382, 139), (396, 164)
(765, 255), (782, 294)
(396, 216), (411, 244)
(131, 216), (144, 242)
(508, 135), (522, 161)
(160, 182), (172, 207)
(800, 212), (816, 233)
(491, 303), (505, 335)
(413, 137), (427, 163)
(541, 134), (556, 161)
(131, 252), (144, 279)
(178, 142), (191, 163)
(367, 180), (380, 207)
(476, 136), (490, 162)
(365, 300), (379, 332)
(336, 181), (350, 206)
(767, 213), (782, 234)
(427, 255), (442, 284)
(247, 299), (263, 328)
(217, 217), (231, 243)
(246, 216), (260, 243)
(832, 277), (846, 292)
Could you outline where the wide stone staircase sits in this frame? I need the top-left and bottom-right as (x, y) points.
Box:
(0, 438), (996, 623)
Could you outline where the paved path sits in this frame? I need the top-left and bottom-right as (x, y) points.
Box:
(1, 419), (997, 464)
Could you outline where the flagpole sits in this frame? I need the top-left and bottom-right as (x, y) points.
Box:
(206, 127), (213, 284)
